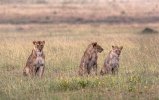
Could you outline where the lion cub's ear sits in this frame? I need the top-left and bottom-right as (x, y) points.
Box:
(120, 46), (123, 50)
(112, 45), (115, 49)
(92, 42), (97, 47)
(33, 41), (37, 45)
(42, 41), (45, 44)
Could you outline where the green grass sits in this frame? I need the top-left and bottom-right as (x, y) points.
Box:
(0, 24), (159, 100)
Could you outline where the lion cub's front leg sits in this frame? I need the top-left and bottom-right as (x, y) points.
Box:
(37, 66), (45, 78)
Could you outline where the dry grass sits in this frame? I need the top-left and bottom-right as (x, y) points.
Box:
(0, 24), (159, 100)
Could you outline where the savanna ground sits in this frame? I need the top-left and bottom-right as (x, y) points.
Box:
(1, 1), (159, 100)
(0, 23), (159, 100)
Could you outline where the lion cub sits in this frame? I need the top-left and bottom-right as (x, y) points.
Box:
(100, 45), (123, 75)
(23, 41), (45, 78)
(78, 42), (104, 76)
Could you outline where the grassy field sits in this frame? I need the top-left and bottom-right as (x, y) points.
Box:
(0, 24), (159, 100)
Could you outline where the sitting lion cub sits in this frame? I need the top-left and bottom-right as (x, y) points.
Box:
(23, 41), (45, 78)
(78, 42), (104, 76)
(100, 45), (123, 75)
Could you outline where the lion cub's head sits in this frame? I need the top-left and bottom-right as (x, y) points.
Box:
(92, 42), (104, 53)
(33, 41), (45, 52)
(111, 45), (123, 56)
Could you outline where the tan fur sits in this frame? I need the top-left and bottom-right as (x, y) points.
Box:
(78, 42), (103, 76)
(100, 45), (123, 75)
(23, 41), (45, 78)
